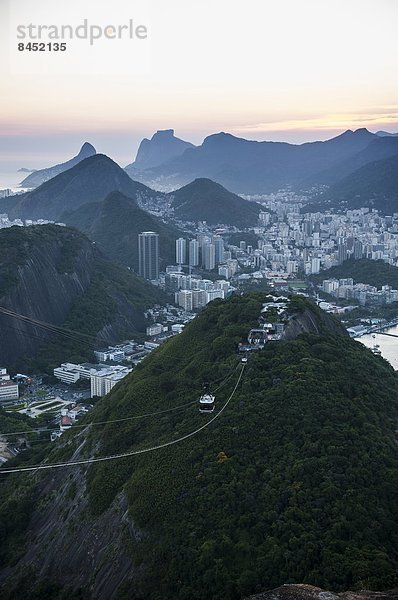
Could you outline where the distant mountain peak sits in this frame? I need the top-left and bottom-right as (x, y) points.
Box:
(337, 128), (373, 139)
(126, 129), (195, 171)
(78, 142), (96, 156)
(353, 127), (373, 135)
(151, 129), (175, 139)
(202, 132), (240, 145)
(20, 142), (97, 189)
(169, 176), (261, 227)
(376, 130), (398, 137)
(12, 152), (152, 221)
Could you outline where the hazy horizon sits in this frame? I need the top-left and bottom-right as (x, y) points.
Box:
(1, 0), (398, 170)
(1, 125), (398, 173)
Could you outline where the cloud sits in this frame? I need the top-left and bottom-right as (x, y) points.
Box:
(231, 110), (398, 136)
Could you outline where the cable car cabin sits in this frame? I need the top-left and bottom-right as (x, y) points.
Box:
(248, 328), (267, 346)
(199, 393), (215, 413)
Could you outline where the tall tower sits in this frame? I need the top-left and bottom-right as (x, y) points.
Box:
(213, 236), (224, 264)
(203, 242), (216, 271)
(337, 241), (347, 265)
(138, 232), (159, 280)
(176, 238), (186, 265)
(189, 239), (199, 267)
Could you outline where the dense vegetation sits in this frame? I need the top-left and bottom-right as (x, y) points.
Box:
(319, 154), (398, 214)
(62, 191), (181, 270)
(22, 256), (169, 373)
(226, 232), (259, 248)
(0, 225), (168, 369)
(169, 178), (262, 227)
(311, 258), (398, 290)
(1, 295), (397, 598)
(0, 225), (85, 297)
(94, 298), (398, 597)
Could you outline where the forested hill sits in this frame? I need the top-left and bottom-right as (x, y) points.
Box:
(0, 224), (167, 367)
(311, 258), (398, 289)
(1, 295), (398, 599)
(62, 191), (181, 270)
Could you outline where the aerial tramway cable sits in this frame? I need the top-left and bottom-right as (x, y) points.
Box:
(0, 364), (245, 474)
(0, 363), (238, 437)
(0, 306), (99, 346)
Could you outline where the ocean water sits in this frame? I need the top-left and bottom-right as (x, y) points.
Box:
(359, 325), (398, 370)
(0, 171), (25, 191)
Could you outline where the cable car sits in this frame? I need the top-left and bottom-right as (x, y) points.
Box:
(199, 393), (215, 413)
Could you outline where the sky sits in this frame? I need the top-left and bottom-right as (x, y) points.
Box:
(0, 0), (398, 169)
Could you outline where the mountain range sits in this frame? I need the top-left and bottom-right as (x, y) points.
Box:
(8, 154), (157, 222)
(4, 153), (262, 236)
(123, 128), (398, 194)
(20, 142), (96, 189)
(6, 126), (398, 223)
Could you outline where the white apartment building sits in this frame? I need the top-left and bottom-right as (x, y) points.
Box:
(176, 290), (193, 311)
(94, 349), (125, 363)
(0, 378), (19, 402)
(54, 362), (129, 385)
(90, 366), (131, 398)
(0, 368), (19, 402)
(146, 323), (163, 336)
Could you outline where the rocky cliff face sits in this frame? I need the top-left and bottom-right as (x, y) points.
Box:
(247, 585), (398, 600)
(282, 305), (348, 341)
(125, 129), (195, 173)
(0, 226), (97, 363)
(0, 455), (138, 599)
(0, 224), (166, 365)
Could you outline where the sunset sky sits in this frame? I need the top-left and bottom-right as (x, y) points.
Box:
(1, 0), (397, 169)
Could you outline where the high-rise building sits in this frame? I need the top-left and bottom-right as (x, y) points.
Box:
(138, 232), (159, 280)
(176, 290), (193, 311)
(213, 236), (224, 264)
(311, 257), (321, 274)
(353, 239), (363, 260)
(287, 260), (298, 274)
(189, 239), (199, 267)
(203, 242), (216, 270)
(176, 238), (186, 265)
(337, 242), (347, 265)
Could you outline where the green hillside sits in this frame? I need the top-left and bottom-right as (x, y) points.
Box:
(1, 295), (398, 598)
(29, 256), (169, 373)
(169, 178), (262, 227)
(0, 224), (168, 368)
(311, 258), (398, 289)
(10, 154), (156, 221)
(311, 154), (398, 213)
(62, 191), (181, 270)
